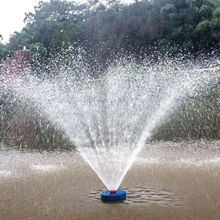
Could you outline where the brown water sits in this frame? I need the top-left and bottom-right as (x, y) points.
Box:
(0, 140), (220, 220)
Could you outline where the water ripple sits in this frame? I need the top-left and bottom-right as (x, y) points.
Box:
(89, 186), (181, 206)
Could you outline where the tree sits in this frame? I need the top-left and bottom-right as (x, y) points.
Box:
(0, 43), (7, 61)
(2, 0), (220, 70)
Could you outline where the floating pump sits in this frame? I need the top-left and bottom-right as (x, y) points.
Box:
(101, 189), (126, 201)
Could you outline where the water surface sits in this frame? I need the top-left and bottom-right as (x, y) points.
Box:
(0, 140), (220, 219)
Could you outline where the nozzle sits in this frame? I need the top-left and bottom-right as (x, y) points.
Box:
(101, 189), (126, 201)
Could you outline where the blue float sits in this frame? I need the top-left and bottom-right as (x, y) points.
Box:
(101, 189), (126, 201)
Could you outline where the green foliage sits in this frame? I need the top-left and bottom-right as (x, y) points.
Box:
(160, 3), (176, 16)
(195, 20), (211, 33)
(1, 0), (220, 68)
(211, 17), (220, 40)
(200, 4), (213, 19)
(213, 6), (220, 17)
(0, 43), (7, 61)
(29, 42), (47, 67)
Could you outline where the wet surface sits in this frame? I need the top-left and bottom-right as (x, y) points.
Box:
(90, 186), (181, 206)
(0, 140), (220, 219)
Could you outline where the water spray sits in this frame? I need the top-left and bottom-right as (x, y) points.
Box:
(2, 56), (219, 203)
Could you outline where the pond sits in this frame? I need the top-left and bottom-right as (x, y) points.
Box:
(0, 140), (220, 219)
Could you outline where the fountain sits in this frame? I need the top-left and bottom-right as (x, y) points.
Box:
(0, 55), (219, 201)
(101, 189), (126, 201)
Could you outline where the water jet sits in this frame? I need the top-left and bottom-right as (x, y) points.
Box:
(1, 57), (219, 201)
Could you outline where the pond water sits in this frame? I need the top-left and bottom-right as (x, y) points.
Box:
(0, 140), (220, 220)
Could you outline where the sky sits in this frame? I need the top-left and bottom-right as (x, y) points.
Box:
(0, 0), (47, 43)
(0, 0), (133, 44)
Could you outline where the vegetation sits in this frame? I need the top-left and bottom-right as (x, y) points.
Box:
(0, 43), (7, 61)
(154, 89), (220, 140)
(0, 0), (220, 68)
(0, 91), (73, 150)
